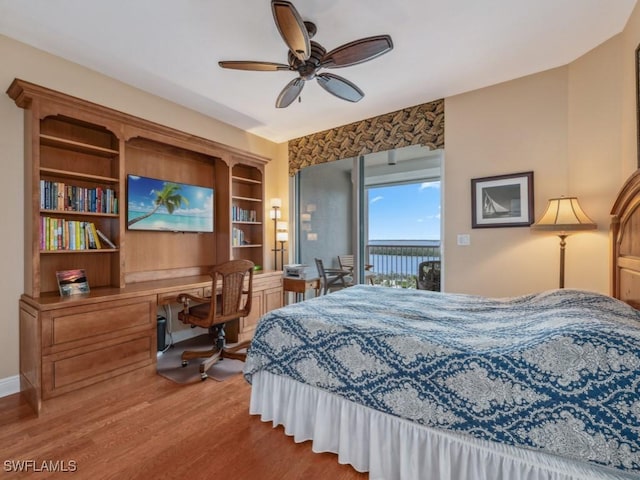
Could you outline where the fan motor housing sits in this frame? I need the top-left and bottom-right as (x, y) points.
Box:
(288, 41), (326, 80)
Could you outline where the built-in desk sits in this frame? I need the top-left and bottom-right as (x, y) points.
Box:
(19, 270), (282, 414)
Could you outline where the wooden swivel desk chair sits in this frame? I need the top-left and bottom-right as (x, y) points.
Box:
(314, 258), (352, 295)
(338, 254), (376, 285)
(177, 259), (254, 381)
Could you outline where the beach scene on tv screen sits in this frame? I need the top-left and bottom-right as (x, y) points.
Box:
(127, 175), (214, 232)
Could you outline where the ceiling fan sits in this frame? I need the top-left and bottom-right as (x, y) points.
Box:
(218, 0), (393, 108)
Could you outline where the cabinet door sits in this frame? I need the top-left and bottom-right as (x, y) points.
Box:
(264, 286), (283, 313)
(243, 290), (264, 333)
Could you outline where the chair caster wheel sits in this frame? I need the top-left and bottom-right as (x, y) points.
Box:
(200, 373), (208, 381)
(181, 360), (188, 367)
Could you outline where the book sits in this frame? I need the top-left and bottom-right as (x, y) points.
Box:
(90, 223), (102, 249)
(56, 269), (90, 297)
(85, 222), (97, 249)
(95, 228), (117, 249)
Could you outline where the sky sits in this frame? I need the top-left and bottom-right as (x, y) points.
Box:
(368, 181), (441, 240)
(127, 175), (214, 216)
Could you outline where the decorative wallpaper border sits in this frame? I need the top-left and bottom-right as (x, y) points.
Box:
(288, 99), (445, 176)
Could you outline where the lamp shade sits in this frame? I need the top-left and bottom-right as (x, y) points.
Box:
(270, 198), (282, 208)
(531, 196), (597, 232)
(276, 221), (288, 231)
(276, 231), (288, 242)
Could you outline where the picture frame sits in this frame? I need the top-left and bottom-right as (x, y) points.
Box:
(56, 269), (90, 297)
(471, 171), (534, 228)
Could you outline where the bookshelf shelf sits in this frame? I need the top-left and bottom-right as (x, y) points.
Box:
(231, 162), (264, 266)
(231, 195), (262, 202)
(40, 248), (119, 254)
(40, 210), (119, 218)
(231, 175), (262, 185)
(40, 167), (119, 184)
(40, 134), (119, 157)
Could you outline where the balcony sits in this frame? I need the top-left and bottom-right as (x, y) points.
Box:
(366, 240), (441, 289)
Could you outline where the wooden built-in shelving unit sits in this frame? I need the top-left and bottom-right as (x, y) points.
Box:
(7, 78), (283, 413)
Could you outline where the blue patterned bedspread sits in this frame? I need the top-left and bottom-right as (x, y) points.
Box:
(244, 286), (640, 473)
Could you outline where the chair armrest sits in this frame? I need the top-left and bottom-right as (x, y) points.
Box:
(177, 293), (210, 314)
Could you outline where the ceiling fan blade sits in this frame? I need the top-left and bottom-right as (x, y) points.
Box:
(218, 61), (290, 71)
(276, 77), (305, 108)
(271, 0), (310, 61)
(316, 73), (364, 103)
(322, 35), (393, 68)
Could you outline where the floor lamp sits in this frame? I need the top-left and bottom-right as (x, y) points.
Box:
(531, 196), (597, 288)
(270, 198), (282, 269)
(276, 226), (288, 270)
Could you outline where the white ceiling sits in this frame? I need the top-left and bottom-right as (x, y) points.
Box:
(0, 0), (636, 143)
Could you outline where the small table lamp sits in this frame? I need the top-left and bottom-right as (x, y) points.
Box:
(531, 196), (597, 288)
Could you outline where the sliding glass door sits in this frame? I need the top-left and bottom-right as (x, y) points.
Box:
(294, 146), (442, 293)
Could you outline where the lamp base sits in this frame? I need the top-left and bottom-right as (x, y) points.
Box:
(558, 234), (567, 289)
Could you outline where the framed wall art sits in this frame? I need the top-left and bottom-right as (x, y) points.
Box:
(471, 171), (534, 228)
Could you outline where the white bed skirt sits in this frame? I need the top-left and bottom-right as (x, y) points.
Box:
(249, 371), (636, 480)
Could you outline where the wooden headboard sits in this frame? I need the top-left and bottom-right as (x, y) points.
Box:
(611, 169), (640, 308)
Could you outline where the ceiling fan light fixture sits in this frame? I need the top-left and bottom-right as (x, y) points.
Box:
(219, 0), (393, 108)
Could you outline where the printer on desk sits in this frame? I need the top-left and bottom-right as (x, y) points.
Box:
(283, 264), (309, 279)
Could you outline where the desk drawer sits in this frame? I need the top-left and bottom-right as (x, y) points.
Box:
(43, 296), (156, 353)
(158, 288), (204, 305)
(43, 333), (154, 398)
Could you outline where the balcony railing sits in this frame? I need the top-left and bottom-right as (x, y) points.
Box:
(366, 240), (441, 289)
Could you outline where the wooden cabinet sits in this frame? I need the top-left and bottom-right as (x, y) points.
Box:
(8, 78), (281, 414)
(231, 161), (265, 269)
(19, 294), (157, 413)
(228, 272), (283, 343)
(16, 99), (125, 297)
(7, 78), (272, 295)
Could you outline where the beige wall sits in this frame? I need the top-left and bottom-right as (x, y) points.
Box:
(443, 2), (639, 296)
(0, 34), (288, 380)
(444, 67), (572, 296)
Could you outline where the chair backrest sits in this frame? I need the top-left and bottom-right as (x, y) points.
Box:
(211, 259), (254, 323)
(314, 258), (326, 279)
(338, 254), (354, 272)
(417, 260), (441, 291)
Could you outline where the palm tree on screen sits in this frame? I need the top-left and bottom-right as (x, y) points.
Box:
(127, 182), (189, 227)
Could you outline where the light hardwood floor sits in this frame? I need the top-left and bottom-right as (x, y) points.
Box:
(0, 371), (368, 479)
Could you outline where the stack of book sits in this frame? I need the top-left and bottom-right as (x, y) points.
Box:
(40, 217), (117, 251)
(232, 206), (257, 222)
(231, 227), (246, 246)
(40, 180), (118, 214)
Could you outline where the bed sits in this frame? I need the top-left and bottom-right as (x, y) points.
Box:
(244, 173), (640, 480)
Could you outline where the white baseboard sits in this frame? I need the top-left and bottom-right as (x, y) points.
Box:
(0, 375), (20, 398)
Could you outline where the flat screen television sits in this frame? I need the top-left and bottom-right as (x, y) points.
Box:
(127, 174), (214, 233)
